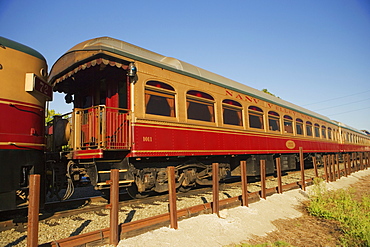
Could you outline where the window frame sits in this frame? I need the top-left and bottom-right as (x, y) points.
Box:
(296, 118), (304, 135)
(268, 111), (280, 132)
(306, 121), (313, 137)
(314, 124), (320, 138)
(328, 127), (332, 140)
(248, 106), (264, 130)
(145, 81), (176, 117)
(222, 99), (243, 126)
(283, 115), (293, 134)
(321, 125), (327, 139)
(186, 90), (215, 122)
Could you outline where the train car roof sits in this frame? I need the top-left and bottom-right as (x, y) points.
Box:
(49, 37), (366, 135)
(0, 36), (46, 61)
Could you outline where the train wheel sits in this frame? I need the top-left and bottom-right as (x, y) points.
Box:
(126, 184), (151, 199)
(178, 186), (193, 192)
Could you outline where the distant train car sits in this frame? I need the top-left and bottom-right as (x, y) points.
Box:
(48, 37), (370, 198)
(0, 37), (51, 211)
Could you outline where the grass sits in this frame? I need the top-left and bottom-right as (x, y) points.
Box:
(231, 178), (370, 247)
(231, 241), (292, 247)
(307, 178), (370, 246)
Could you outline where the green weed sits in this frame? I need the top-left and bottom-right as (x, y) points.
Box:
(235, 241), (292, 247)
(307, 178), (370, 246)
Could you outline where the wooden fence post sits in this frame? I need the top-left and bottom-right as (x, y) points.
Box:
(240, 161), (249, 206)
(343, 153), (348, 177)
(331, 155), (336, 181)
(168, 166), (178, 229)
(312, 156), (318, 178)
(260, 160), (266, 199)
(336, 154), (340, 179)
(27, 174), (40, 247)
(109, 169), (119, 246)
(323, 155), (329, 182)
(348, 153), (352, 175)
(212, 163), (220, 217)
(299, 147), (305, 191)
(276, 158), (283, 194)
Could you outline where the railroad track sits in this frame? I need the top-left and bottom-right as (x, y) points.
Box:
(0, 161), (364, 246)
(0, 168), (303, 232)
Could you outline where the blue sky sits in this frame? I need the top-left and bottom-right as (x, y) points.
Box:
(1, 0), (370, 131)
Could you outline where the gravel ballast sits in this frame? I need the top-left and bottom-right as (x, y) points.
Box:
(118, 168), (370, 247)
(0, 166), (367, 246)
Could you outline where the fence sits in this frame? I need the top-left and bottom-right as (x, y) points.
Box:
(26, 150), (369, 246)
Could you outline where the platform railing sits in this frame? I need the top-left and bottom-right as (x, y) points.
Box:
(73, 105), (131, 151)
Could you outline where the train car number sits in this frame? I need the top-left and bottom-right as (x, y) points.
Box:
(143, 136), (153, 142)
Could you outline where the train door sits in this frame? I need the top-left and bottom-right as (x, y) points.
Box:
(104, 70), (130, 150)
(73, 65), (130, 150)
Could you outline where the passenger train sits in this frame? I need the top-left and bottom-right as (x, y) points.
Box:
(0, 36), (369, 210)
(48, 37), (370, 198)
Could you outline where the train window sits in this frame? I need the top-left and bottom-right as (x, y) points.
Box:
(248, 106), (264, 129)
(187, 90), (214, 122)
(296, 118), (304, 135)
(314, 124), (320, 138)
(321, 126), (326, 139)
(306, 121), (313, 136)
(328, 127), (332, 140)
(332, 129), (336, 140)
(222, 99), (243, 126)
(268, 111), (280, 131)
(283, 115), (293, 134)
(145, 81), (176, 117)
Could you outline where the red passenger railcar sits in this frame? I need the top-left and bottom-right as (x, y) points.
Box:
(48, 37), (370, 198)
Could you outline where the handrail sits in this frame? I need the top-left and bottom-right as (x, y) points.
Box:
(72, 105), (131, 151)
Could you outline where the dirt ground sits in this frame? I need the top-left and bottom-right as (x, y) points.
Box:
(118, 170), (370, 247)
(244, 175), (370, 247)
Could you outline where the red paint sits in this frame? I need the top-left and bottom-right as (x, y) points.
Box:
(0, 100), (44, 150)
(129, 123), (362, 158)
(72, 122), (368, 160)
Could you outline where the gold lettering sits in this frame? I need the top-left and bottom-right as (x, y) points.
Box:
(143, 136), (153, 142)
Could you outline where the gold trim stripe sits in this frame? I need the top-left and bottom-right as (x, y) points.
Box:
(0, 99), (44, 110)
(0, 142), (45, 147)
(98, 169), (128, 174)
(132, 149), (337, 154)
(75, 152), (104, 156)
(97, 180), (134, 186)
(132, 149), (298, 153)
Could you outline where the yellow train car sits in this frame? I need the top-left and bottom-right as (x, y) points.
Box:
(48, 37), (369, 197)
(0, 37), (50, 211)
